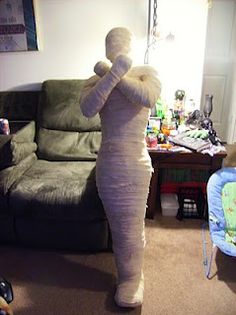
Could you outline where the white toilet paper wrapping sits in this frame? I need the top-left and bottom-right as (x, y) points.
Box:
(80, 27), (161, 307)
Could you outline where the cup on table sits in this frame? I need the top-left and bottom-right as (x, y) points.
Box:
(161, 119), (176, 136)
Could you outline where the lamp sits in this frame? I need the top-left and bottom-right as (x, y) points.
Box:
(144, 0), (175, 64)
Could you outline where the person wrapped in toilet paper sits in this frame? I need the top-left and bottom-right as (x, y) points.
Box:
(80, 27), (161, 308)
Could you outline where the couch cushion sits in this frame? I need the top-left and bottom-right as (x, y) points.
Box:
(0, 91), (39, 121)
(37, 80), (101, 160)
(37, 128), (100, 161)
(0, 121), (37, 169)
(0, 153), (37, 196)
(9, 160), (105, 220)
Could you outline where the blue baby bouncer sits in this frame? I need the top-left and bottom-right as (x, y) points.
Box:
(202, 167), (236, 278)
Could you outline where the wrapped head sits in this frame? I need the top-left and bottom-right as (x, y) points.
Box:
(105, 27), (133, 62)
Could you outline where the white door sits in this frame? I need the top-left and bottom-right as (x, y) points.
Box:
(201, 0), (236, 143)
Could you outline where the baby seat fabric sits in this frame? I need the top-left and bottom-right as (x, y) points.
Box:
(202, 167), (236, 278)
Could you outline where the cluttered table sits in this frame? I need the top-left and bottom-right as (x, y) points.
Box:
(144, 93), (228, 219)
(146, 147), (227, 219)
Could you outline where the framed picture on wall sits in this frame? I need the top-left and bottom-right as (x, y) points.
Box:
(0, 0), (38, 52)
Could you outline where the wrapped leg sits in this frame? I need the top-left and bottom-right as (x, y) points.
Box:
(97, 174), (150, 307)
(113, 218), (145, 308)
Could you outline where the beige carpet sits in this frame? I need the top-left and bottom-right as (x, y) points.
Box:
(0, 215), (236, 315)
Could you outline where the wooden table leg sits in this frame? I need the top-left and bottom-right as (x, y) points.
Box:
(146, 163), (158, 219)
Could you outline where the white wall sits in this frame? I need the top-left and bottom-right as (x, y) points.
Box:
(230, 52), (236, 144)
(202, 0), (236, 143)
(148, 0), (208, 108)
(232, 65), (236, 143)
(0, 0), (208, 113)
(0, 0), (148, 91)
(228, 2), (236, 144)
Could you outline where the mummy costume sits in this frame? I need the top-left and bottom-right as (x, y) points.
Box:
(80, 27), (161, 308)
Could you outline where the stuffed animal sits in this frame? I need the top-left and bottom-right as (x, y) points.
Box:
(80, 27), (161, 308)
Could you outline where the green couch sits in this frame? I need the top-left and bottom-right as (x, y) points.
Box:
(0, 80), (110, 251)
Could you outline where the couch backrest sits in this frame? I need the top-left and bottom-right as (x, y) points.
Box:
(36, 80), (101, 161)
(0, 91), (39, 122)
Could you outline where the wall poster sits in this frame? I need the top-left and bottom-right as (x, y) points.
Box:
(0, 0), (38, 52)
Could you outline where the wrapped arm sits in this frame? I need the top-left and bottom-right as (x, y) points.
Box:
(119, 71), (161, 108)
(94, 62), (161, 108)
(80, 72), (120, 118)
(80, 55), (132, 117)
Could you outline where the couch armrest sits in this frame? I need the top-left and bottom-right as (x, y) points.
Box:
(0, 121), (37, 169)
(0, 152), (37, 195)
